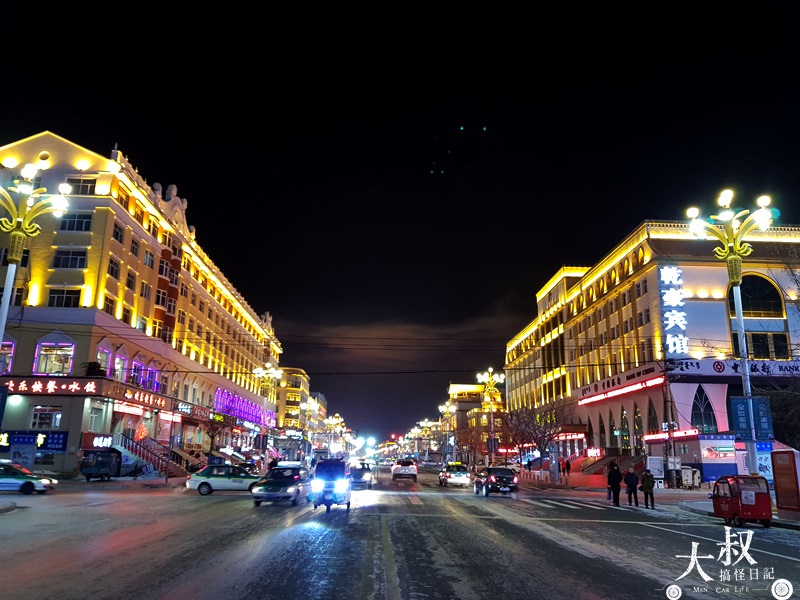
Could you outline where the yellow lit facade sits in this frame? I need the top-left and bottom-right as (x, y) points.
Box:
(0, 131), (282, 474)
(504, 220), (800, 476)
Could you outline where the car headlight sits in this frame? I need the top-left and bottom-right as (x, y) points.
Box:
(334, 479), (349, 493)
(311, 479), (325, 493)
(286, 486), (297, 494)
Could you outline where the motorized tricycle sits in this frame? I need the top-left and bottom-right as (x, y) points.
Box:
(708, 474), (772, 528)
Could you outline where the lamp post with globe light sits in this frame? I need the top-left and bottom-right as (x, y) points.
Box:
(0, 162), (70, 352)
(686, 189), (776, 474)
(477, 367), (505, 467)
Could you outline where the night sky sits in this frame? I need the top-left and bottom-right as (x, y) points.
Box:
(3, 6), (800, 442)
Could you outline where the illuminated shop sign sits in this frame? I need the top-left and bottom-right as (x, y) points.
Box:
(643, 428), (700, 442)
(3, 377), (100, 395)
(578, 376), (665, 406)
(0, 430), (69, 452)
(123, 389), (167, 408)
(660, 265), (690, 357)
(82, 432), (114, 449)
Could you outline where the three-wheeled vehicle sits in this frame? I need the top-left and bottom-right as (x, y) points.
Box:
(708, 474), (772, 528)
(80, 449), (122, 482)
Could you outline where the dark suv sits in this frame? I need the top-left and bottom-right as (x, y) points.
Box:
(473, 467), (519, 496)
(309, 458), (351, 512)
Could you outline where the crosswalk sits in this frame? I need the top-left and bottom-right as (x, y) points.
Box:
(520, 497), (656, 511)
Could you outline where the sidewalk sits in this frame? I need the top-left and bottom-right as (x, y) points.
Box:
(518, 469), (800, 531)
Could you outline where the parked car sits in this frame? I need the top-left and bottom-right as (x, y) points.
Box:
(309, 458), (351, 512)
(185, 464), (261, 496)
(251, 464), (311, 506)
(438, 462), (471, 487)
(351, 461), (374, 489)
(0, 460), (58, 495)
(391, 459), (418, 482)
(473, 467), (519, 496)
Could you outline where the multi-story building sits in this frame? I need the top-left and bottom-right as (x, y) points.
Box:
(274, 367), (316, 461)
(0, 131), (281, 476)
(504, 219), (800, 482)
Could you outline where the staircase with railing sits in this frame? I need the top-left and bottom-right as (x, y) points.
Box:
(113, 433), (188, 477)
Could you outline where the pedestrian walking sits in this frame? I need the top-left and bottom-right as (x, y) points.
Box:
(565, 460), (571, 476)
(641, 468), (656, 509)
(607, 462), (622, 506)
(624, 466), (639, 507)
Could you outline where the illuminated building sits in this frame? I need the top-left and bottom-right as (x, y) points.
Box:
(0, 131), (281, 475)
(504, 218), (800, 482)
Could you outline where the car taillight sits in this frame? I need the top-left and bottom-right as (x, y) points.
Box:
(488, 475), (496, 483)
(513, 476), (519, 483)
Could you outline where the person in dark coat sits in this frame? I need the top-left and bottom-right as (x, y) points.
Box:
(624, 466), (640, 507)
(640, 469), (656, 509)
(607, 462), (623, 506)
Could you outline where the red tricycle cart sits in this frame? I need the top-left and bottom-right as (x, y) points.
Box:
(708, 474), (772, 528)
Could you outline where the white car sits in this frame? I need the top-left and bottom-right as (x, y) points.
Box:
(391, 459), (418, 481)
(185, 464), (261, 496)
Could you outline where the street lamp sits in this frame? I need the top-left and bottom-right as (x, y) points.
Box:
(438, 403), (456, 463)
(687, 188), (776, 474)
(477, 367), (505, 466)
(299, 398), (319, 463)
(0, 162), (70, 348)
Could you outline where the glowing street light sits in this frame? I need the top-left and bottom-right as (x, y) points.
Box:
(477, 367), (505, 466)
(687, 189), (776, 473)
(0, 162), (69, 354)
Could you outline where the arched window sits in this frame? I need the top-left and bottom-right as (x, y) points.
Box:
(729, 275), (790, 359)
(620, 409), (630, 450)
(691, 386), (718, 434)
(647, 399), (659, 434)
(609, 411), (618, 448)
(599, 414), (606, 447)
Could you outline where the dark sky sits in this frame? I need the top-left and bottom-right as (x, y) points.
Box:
(3, 5), (800, 442)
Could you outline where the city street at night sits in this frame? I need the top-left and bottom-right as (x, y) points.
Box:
(2, 466), (798, 600)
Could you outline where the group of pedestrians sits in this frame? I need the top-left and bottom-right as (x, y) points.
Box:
(606, 462), (655, 508)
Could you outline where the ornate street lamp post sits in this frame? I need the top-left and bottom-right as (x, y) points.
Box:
(0, 162), (69, 349)
(477, 367), (505, 467)
(687, 189), (776, 474)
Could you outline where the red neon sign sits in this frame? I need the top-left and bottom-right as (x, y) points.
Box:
(577, 376), (665, 406)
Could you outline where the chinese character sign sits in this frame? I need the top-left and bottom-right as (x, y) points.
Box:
(660, 266), (689, 358)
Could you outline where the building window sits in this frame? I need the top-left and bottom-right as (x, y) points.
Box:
(177, 309), (186, 325)
(112, 222), (125, 243)
(130, 239), (140, 257)
(65, 176), (96, 195)
(102, 294), (115, 316)
(140, 282), (152, 300)
(129, 361), (143, 385)
(126, 271), (136, 291)
(1, 249), (29, 268)
(158, 259), (170, 277)
(47, 289), (81, 307)
(0, 287), (24, 307)
(96, 347), (111, 374)
(59, 213), (92, 231)
(180, 283), (188, 297)
(690, 387), (718, 434)
(32, 406), (63, 429)
(136, 316), (147, 332)
(107, 257), (121, 280)
(166, 298), (177, 315)
(122, 306), (132, 325)
(0, 341), (14, 373)
(33, 343), (74, 376)
(53, 250), (87, 269)
(155, 289), (168, 307)
(113, 355), (127, 381)
(144, 250), (155, 268)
